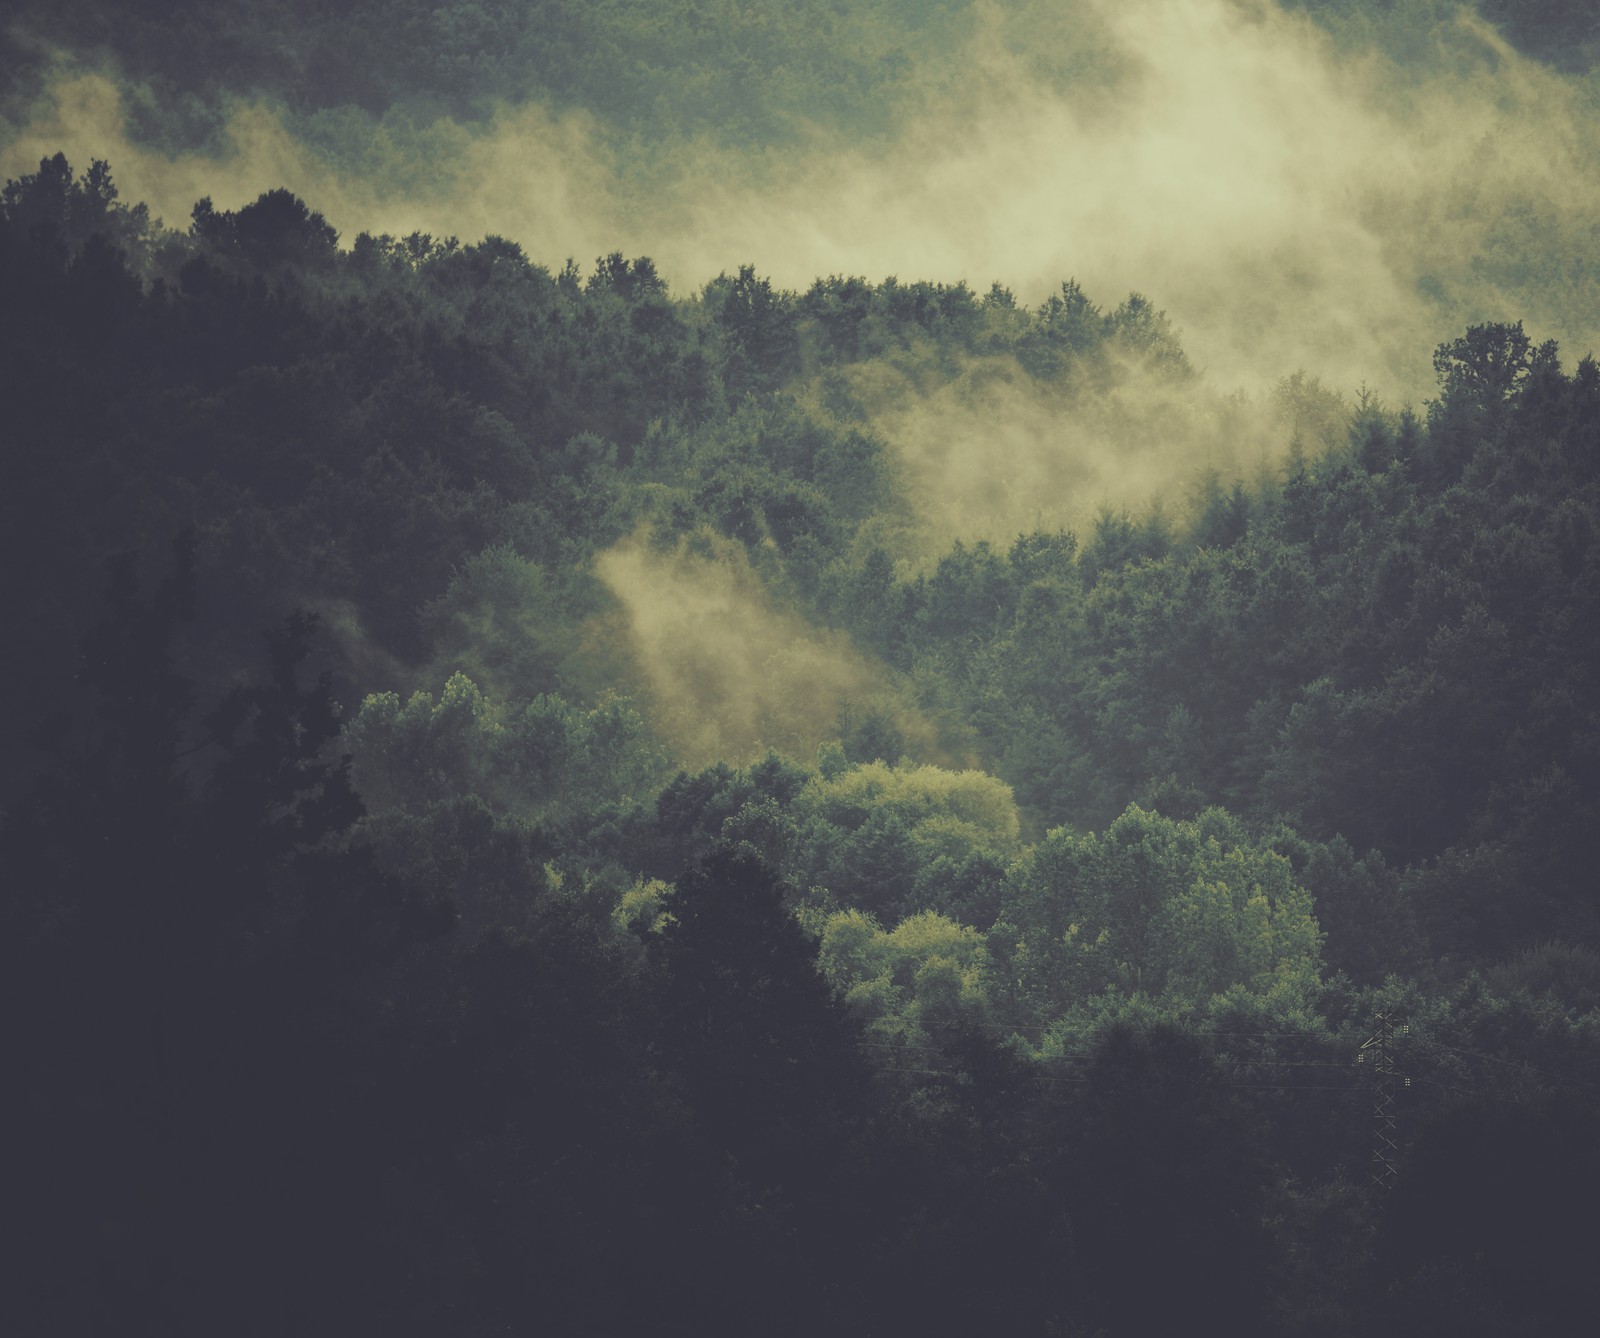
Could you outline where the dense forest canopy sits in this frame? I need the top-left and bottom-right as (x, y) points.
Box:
(4, 2), (1600, 1335)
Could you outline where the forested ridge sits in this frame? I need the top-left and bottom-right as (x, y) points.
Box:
(5, 135), (1600, 1336)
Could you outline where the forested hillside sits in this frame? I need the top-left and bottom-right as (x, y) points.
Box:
(5, 2), (1600, 1335)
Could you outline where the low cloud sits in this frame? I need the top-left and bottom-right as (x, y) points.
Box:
(827, 348), (1321, 550)
(8, 2), (1597, 419)
(592, 531), (948, 768)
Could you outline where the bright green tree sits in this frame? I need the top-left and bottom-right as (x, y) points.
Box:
(995, 805), (1323, 1025)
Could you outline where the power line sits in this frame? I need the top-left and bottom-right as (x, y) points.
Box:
(1421, 1038), (1597, 1090)
(1410, 1076), (1484, 1099)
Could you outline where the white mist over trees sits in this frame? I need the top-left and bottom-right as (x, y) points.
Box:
(6, 1), (1600, 398)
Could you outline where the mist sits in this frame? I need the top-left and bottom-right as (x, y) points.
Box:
(811, 341), (1359, 551)
(7, 1), (1598, 414)
(594, 530), (945, 769)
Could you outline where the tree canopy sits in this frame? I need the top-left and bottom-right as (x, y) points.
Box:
(4, 149), (1599, 1335)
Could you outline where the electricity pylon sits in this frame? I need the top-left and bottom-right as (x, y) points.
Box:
(1357, 1011), (1410, 1189)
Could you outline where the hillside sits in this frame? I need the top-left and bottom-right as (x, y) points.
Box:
(4, 4), (1600, 1334)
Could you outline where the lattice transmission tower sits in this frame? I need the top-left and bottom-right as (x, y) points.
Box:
(1357, 1011), (1410, 1189)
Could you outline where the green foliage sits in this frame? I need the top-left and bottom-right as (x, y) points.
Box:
(704, 264), (801, 397)
(1266, 825), (1420, 985)
(997, 805), (1324, 1025)
(612, 874), (674, 937)
(857, 329), (1600, 968)
(818, 907), (991, 1041)
(1488, 940), (1600, 1013)
(0, 153), (158, 272)
(346, 673), (666, 823)
(792, 758), (1021, 924)
(8, 143), (1600, 1336)
(418, 543), (578, 698)
(191, 189), (341, 269)
(650, 750), (811, 876)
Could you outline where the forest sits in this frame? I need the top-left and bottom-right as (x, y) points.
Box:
(4, 2), (1600, 1336)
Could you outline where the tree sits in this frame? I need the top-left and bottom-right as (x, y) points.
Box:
(1020, 277), (1104, 380)
(1432, 321), (1534, 415)
(996, 806), (1323, 1023)
(792, 759), (1022, 924)
(653, 843), (865, 1184)
(1056, 1022), (1278, 1337)
(586, 250), (667, 301)
(818, 907), (992, 1044)
(0, 153), (155, 269)
(2, 548), (456, 1334)
(1377, 1091), (1600, 1337)
(709, 264), (799, 396)
(1426, 322), (1535, 484)
(191, 188), (340, 268)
